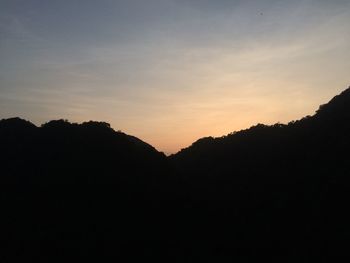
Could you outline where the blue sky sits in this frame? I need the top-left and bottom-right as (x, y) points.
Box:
(1, 0), (350, 153)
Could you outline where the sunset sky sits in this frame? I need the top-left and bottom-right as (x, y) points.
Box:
(1, 0), (350, 153)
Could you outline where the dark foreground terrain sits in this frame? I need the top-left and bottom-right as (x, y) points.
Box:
(1, 87), (350, 262)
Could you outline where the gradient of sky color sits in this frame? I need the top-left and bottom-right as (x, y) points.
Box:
(1, 0), (350, 153)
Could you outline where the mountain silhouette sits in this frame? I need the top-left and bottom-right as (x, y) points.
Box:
(1, 87), (350, 262)
(171, 87), (350, 176)
(1, 118), (167, 184)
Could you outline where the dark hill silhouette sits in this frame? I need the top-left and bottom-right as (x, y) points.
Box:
(171, 87), (350, 176)
(1, 87), (350, 262)
(168, 87), (350, 261)
(0, 118), (172, 262)
(1, 118), (166, 185)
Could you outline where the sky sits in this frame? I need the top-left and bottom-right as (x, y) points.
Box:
(1, 0), (350, 154)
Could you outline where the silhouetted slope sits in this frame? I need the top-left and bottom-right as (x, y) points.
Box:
(0, 119), (173, 262)
(167, 87), (350, 261)
(171, 87), (350, 179)
(316, 87), (350, 120)
(0, 118), (167, 185)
